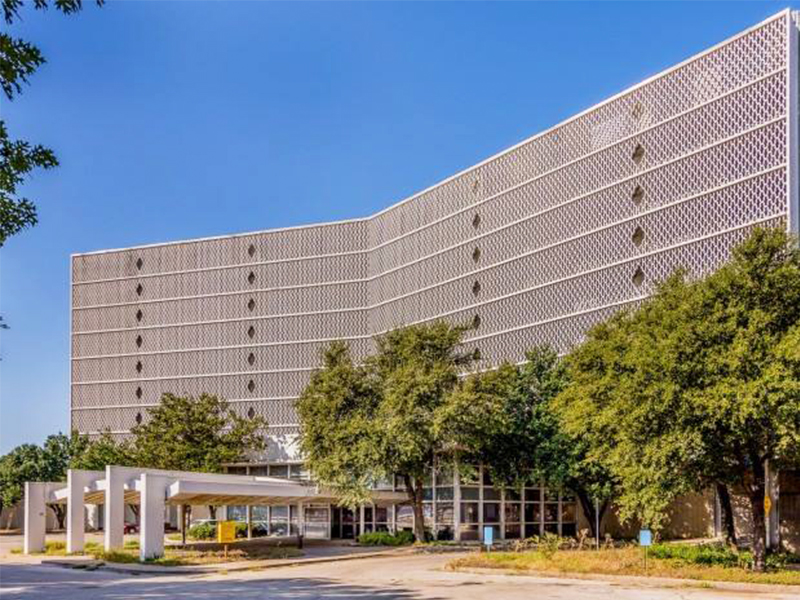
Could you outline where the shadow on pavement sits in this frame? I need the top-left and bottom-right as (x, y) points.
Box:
(0, 563), (444, 600)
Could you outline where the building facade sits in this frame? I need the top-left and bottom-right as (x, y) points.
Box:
(70, 12), (799, 540)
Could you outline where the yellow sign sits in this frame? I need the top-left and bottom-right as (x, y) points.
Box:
(217, 520), (237, 544)
(764, 496), (772, 513)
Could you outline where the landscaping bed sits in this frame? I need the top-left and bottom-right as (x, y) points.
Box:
(14, 539), (303, 566)
(446, 543), (800, 586)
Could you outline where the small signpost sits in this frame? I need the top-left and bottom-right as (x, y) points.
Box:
(483, 526), (494, 552)
(218, 520), (237, 559)
(639, 529), (652, 574)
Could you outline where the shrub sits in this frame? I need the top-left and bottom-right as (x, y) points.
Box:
(188, 522), (216, 540)
(538, 532), (562, 560)
(649, 543), (742, 568)
(358, 530), (414, 546)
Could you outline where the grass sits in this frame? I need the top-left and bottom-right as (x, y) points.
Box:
(447, 544), (800, 586)
(11, 538), (302, 566)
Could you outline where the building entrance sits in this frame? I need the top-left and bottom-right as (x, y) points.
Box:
(331, 506), (356, 539)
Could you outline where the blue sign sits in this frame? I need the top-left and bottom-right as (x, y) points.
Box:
(483, 526), (494, 547)
(639, 529), (652, 547)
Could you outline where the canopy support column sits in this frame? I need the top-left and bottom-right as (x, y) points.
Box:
(23, 482), (48, 554)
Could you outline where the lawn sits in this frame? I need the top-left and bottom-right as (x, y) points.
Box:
(15, 539), (303, 566)
(447, 544), (800, 586)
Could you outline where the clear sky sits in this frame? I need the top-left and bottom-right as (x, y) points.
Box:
(1, 0), (796, 452)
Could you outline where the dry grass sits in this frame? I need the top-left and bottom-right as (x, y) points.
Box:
(447, 546), (800, 586)
(12, 539), (302, 566)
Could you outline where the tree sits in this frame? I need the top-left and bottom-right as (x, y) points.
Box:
(297, 322), (473, 541)
(131, 393), (267, 526)
(555, 227), (800, 570)
(0, 432), (88, 529)
(437, 347), (616, 538)
(0, 444), (43, 527)
(70, 430), (136, 471)
(1, 0), (102, 245)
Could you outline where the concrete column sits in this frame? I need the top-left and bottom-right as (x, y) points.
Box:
(453, 461), (462, 542)
(297, 502), (305, 537)
(246, 505), (253, 540)
(104, 466), (126, 551)
(139, 473), (168, 560)
(23, 482), (48, 554)
(359, 504), (365, 538)
(66, 470), (86, 554)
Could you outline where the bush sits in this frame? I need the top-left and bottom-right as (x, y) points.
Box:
(188, 522), (216, 540)
(358, 530), (414, 546)
(649, 543), (742, 568)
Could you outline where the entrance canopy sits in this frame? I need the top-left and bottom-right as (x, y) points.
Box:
(24, 466), (406, 560)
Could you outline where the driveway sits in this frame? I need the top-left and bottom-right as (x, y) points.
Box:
(1, 553), (797, 600)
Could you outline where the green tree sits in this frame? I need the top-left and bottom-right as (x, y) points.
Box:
(438, 347), (616, 538)
(0, 443), (43, 526)
(131, 392), (267, 525)
(555, 228), (800, 571)
(70, 430), (137, 471)
(297, 322), (473, 541)
(1, 0), (102, 245)
(0, 432), (88, 528)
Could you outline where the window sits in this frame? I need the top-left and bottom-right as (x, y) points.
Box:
(135, 412), (142, 424)
(135, 361), (142, 373)
(135, 257), (143, 270)
(472, 348), (481, 361)
(632, 185), (644, 205)
(632, 226), (644, 246)
(472, 213), (481, 228)
(247, 380), (255, 393)
(472, 281), (481, 296)
(248, 353), (256, 366)
(247, 326), (255, 338)
(247, 406), (255, 418)
(136, 283), (143, 296)
(135, 335), (143, 348)
(247, 244), (256, 257)
(632, 266), (645, 287)
(472, 247), (481, 263)
(248, 271), (256, 285)
(472, 314), (481, 329)
(632, 101), (644, 120)
(632, 143), (645, 164)
(135, 309), (143, 322)
(135, 387), (142, 399)
(247, 298), (256, 311)
(472, 178), (480, 193)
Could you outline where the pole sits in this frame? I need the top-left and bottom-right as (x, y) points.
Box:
(595, 498), (600, 550)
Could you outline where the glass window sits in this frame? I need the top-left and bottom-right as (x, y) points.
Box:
(505, 524), (521, 539)
(436, 487), (454, 501)
(250, 466), (269, 476)
(289, 464), (307, 480)
(436, 503), (454, 526)
(459, 465), (480, 486)
(483, 487), (501, 501)
(228, 505), (247, 521)
(544, 523), (559, 534)
(270, 506), (289, 536)
(270, 465), (289, 478)
(524, 503), (541, 523)
(524, 523), (541, 538)
(435, 463), (454, 486)
(562, 523), (577, 537)
(461, 502), (479, 524)
(461, 487), (480, 500)
(375, 506), (388, 523)
(544, 488), (559, 502)
(460, 524), (479, 541)
(505, 489), (521, 502)
(364, 506), (373, 523)
(544, 504), (559, 523)
(483, 503), (501, 523)
(252, 506), (269, 522)
(227, 466), (247, 475)
(505, 503), (521, 523)
(482, 469), (493, 487)
(525, 488), (541, 502)
(395, 505), (414, 528)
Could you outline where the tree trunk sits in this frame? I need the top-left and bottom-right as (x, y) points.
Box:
(130, 504), (140, 523)
(208, 505), (218, 520)
(715, 482), (737, 546)
(576, 490), (607, 539)
(403, 475), (426, 542)
(748, 457), (767, 572)
(49, 505), (66, 530)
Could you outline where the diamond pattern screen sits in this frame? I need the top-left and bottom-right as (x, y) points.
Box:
(71, 12), (798, 450)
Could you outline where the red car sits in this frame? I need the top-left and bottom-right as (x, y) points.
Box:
(123, 523), (138, 534)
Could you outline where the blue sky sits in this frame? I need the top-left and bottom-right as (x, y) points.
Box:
(1, 0), (796, 452)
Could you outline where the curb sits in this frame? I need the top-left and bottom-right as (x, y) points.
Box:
(447, 565), (800, 594)
(45, 547), (409, 576)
